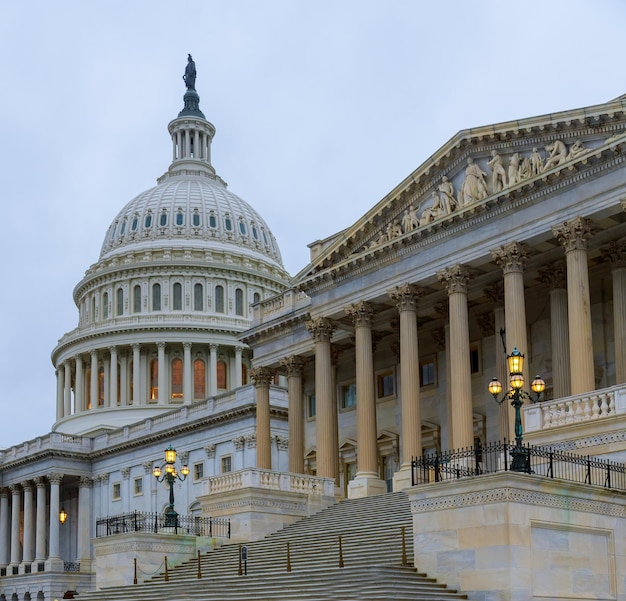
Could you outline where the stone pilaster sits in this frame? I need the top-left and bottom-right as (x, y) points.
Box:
(9, 484), (21, 567)
(77, 477), (93, 571)
(389, 285), (423, 490)
(438, 265), (474, 449)
(235, 346), (244, 388)
(280, 355), (305, 474)
(553, 217), (595, 394)
(250, 367), (274, 469)
(306, 317), (338, 482)
(33, 476), (47, 563)
(46, 474), (63, 569)
(209, 343), (218, 397)
(21, 481), (34, 566)
(602, 240), (626, 384)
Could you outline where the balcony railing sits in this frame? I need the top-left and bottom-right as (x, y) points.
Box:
(411, 440), (626, 491)
(95, 511), (230, 539)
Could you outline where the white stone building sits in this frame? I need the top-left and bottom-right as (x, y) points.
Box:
(2, 61), (626, 600)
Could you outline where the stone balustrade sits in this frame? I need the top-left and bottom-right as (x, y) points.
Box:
(523, 383), (626, 432)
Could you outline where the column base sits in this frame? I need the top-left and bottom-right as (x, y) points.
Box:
(392, 466), (414, 492)
(347, 474), (387, 499)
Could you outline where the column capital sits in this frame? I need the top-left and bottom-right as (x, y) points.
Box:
(437, 264), (470, 295)
(552, 216), (593, 252)
(306, 317), (336, 342)
(601, 239), (626, 269)
(490, 241), (528, 274)
(121, 467), (131, 479)
(108, 345), (118, 354)
(157, 342), (166, 350)
(345, 301), (375, 326)
(9, 483), (21, 494)
(209, 343), (219, 351)
(131, 343), (141, 351)
(483, 282), (505, 307)
(79, 476), (93, 488)
(99, 472), (110, 484)
(0, 488), (8, 499)
(20, 480), (33, 491)
(280, 355), (305, 377)
(142, 462), (154, 474)
(183, 342), (192, 350)
(388, 284), (424, 312)
(33, 476), (47, 488)
(250, 367), (274, 387)
(48, 473), (63, 485)
(538, 260), (567, 289)
(204, 444), (216, 458)
(234, 345), (244, 354)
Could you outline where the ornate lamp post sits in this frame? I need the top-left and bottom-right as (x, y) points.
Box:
(152, 445), (190, 527)
(488, 347), (545, 472)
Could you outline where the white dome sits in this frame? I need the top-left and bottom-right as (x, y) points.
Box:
(100, 175), (284, 268)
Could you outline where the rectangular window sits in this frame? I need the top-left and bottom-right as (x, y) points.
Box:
(307, 394), (316, 419)
(420, 356), (436, 388)
(112, 482), (121, 501)
(376, 369), (395, 399)
(194, 462), (204, 481)
(134, 477), (143, 496)
(470, 343), (482, 375)
(221, 456), (232, 473)
(340, 382), (357, 410)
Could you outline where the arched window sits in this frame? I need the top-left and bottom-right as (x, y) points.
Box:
(102, 292), (109, 319)
(173, 282), (182, 310)
(215, 285), (224, 313)
(171, 358), (183, 399)
(91, 297), (96, 322)
(159, 211), (168, 227)
(152, 283), (161, 311)
(192, 212), (200, 227)
(176, 211), (184, 226)
(194, 359), (206, 400)
(235, 288), (244, 316)
(150, 358), (158, 400)
(133, 285), (141, 313)
(116, 288), (124, 316)
(253, 292), (261, 304)
(194, 283), (203, 311)
(98, 366), (105, 406)
(217, 360), (227, 390)
(86, 368), (92, 409)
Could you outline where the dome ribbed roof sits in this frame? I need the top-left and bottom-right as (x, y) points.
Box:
(99, 175), (284, 268)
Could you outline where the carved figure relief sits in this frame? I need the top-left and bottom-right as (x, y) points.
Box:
(487, 151), (507, 193)
(459, 157), (488, 205)
(438, 176), (456, 214)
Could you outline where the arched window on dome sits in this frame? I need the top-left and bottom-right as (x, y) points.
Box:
(133, 285), (141, 313)
(110, 223), (117, 242)
(194, 358), (206, 400)
(239, 221), (247, 236)
(217, 360), (227, 390)
(145, 213), (153, 229)
(120, 220), (126, 236)
(192, 211), (201, 227)
(152, 283), (161, 311)
(150, 358), (158, 401)
(252, 226), (259, 241)
(102, 292), (109, 320)
(194, 283), (203, 311)
(173, 283), (182, 310)
(176, 211), (184, 226)
(215, 285), (224, 313)
(116, 288), (124, 316)
(209, 214), (217, 229)
(235, 288), (244, 316)
(159, 211), (168, 227)
(224, 216), (233, 232)
(131, 215), (138, 231)
(171, 358), (183, 400)
(253, 292), (261, 305)
(91, 297), (96, 323)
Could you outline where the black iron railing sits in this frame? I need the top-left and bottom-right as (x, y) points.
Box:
(411, 440), (626, 491)
(95, 511), (230, 539)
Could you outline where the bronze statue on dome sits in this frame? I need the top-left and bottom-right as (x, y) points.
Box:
(183, 54), (197, 90)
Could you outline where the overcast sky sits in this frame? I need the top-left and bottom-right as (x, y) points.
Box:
(0, 1), (624, 448)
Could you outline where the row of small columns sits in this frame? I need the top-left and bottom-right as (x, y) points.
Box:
(0, 476), (92, 571)
(172, 126), (212, 163)
(249, 216), (626, 491)
(56, 344), (245, 419)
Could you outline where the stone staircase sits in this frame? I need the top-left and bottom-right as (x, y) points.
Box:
(81, 491), (467, 600)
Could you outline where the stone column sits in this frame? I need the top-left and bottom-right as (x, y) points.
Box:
(46, 474), (63, 568)
(602, 240), (626, 384)
(103, 355), (110, 407)
(119, 350), (128, 406)
(306, 318), (338, 483)
(250, 367), (273, 469)
(538, 262), (571, 399)
(0, 490), (9, 567)
(157, 342), (166, 404)
(56, 368), (64, 420)
(9, 484), (21, 567)
(109, 346), (118, 408)
(553, 217), (595, 394)
(484, 283), (509, 439)
(77, 477), (93, 571)
(389, 284), (423, 490)
(438, 265), (474, 449)
(280, 356), (305, 474)
(209, 344), (218, 397)
(132, 343), (141, 405)
(234, 346), (244, 388)
(34, 477), (47, 563)
(21, 482), (34, 566)
(491, 242), (530, 440)
(64, 360), (72, 417)
(183, 342), (192, 403)
(345, 302), (386, 498)
(75, 355), (84, 413)
(434, 301), (452, 447)
(90, 350), (98, 409)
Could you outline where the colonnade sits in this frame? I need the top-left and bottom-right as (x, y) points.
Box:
(0, 476), (92, 572)
(250, 217), (626, 495)
(55, 343), (246, 420)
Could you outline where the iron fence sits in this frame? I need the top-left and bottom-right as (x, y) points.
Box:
(95, 511), (230, 539)
(411, 440), (626, 491)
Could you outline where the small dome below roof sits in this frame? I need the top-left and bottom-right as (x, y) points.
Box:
(100, 175), (284, 267)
